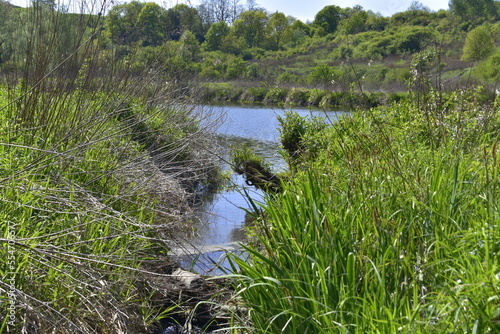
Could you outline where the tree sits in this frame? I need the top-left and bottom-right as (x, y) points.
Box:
(313, 5), (342, 36)
(137, 2), (167, 46)
(365, 11), (389, 31)
(179, 30), (200, 61)
(33, 0), (56, 11)
(246, 0), (259, 11)
(308, 64), (335, 89)
(220, 33), (247, 54)
(167, 4), (203, 40)
(390, 2), (432, 26)
(267, 12), (290, 49)
(476, 48), (500, 82)
(461, 25), (495, 61)
(232, 10), (268, 48)
(202, 21), (230, 51)
(450, 0), (499, 24)
(338, 5), (369, 34)
(106, 1), (145, 45)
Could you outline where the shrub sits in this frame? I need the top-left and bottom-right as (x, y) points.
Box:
(276, 71), (299, 85)
(285, 88), (310, 106)
(307, 64), (335, 89)
(241, 86), (269, 103)
(307, 89), (327, 106)
(265, 87), (288, 104)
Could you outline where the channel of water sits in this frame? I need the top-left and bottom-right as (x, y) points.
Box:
(173, 105), (346, 275)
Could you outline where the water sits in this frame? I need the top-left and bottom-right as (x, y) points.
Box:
(174, 105), (346, 274)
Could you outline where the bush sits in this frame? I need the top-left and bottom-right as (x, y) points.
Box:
(241, 86), (269, 103)
(265, 87), (289, 104)
(285, 88), (310, 106)
(307, 89), (327, 106)
(277, 110), (328, 161)
(276, 71), (299, 85)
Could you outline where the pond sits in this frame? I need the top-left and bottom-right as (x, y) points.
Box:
(172, 105), (347, 275)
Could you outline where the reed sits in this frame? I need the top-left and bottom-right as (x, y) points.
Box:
(229, 90), (500, 333)
(0, 1), (219, 332)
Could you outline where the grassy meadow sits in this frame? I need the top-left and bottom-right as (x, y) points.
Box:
(228, 89), (500, 333)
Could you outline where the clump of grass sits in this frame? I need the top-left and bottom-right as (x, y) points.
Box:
(229, 90), (500, 333)
(230, 144), (281, 193)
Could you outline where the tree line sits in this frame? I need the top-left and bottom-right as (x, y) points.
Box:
(102, 0), (500, 48)
(0, 0), (499, 92)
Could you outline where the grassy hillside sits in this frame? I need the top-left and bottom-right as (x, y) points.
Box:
(1, 0), (500, 332)
(2, 1), (499, 106)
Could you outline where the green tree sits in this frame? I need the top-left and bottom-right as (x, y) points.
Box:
(167, 4), (203, 40)
(202, 21), (230, 51)
(137, 2), (167, 46)
(365, 11), (389, 31)
(308, 64), (335, 89)
(313, 5), (342, 36)
(450, 0), (499, 24)
(287, 20), (312, 46)
(338, 5), (369, 34)
(106, 1), (144, 45)
(232, 10), (268, 47)
(476, 48), (500, 82)
(394, 26), (436, 53)
(225, 56), (246, 79)
(267, 12), (290, 50)
(179, 30), (200, 60)
(462, 25), (495, 61)
(390, 3), (432, 26)
(220, 33), (247, 54)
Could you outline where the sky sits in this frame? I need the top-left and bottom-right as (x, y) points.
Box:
(254, 0), (451, 22)
(8, 0), (451, 21)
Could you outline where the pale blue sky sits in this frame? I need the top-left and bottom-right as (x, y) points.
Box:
(9, 0), (451, 21)
(244, 0), (451, 22)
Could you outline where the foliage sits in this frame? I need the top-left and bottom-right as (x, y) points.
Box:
(232, 10), (268, 48)
(450, 0), (500, 25)
(230, 91), (500, 333)
(137, 2), (167, 46)
(307, 64), (335, 89)
(0, 2), (220, 332)
(202, 21), (230, 51)
(106, 1), (152, 45)
(341, 26), (437, 60)
(313, 5), (343, 36)
(276, 110), (328, 162)
(267, 11), (291, 50)
(0, 0), (487, 95)
(476, 48), (500, 82)
(461, 25), (495, 62)
(230, 144), (281, 192)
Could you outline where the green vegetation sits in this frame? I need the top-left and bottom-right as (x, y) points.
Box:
(230, 144), (281, 193)
(229, 88), (500, 333)
(1, 0), (499, 105)
(1, 0), (500, 332)
(0, 1), (220, 332)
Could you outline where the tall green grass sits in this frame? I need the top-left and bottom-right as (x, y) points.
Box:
(229, 92), (500, 333)
(0, 1), (219, 332)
